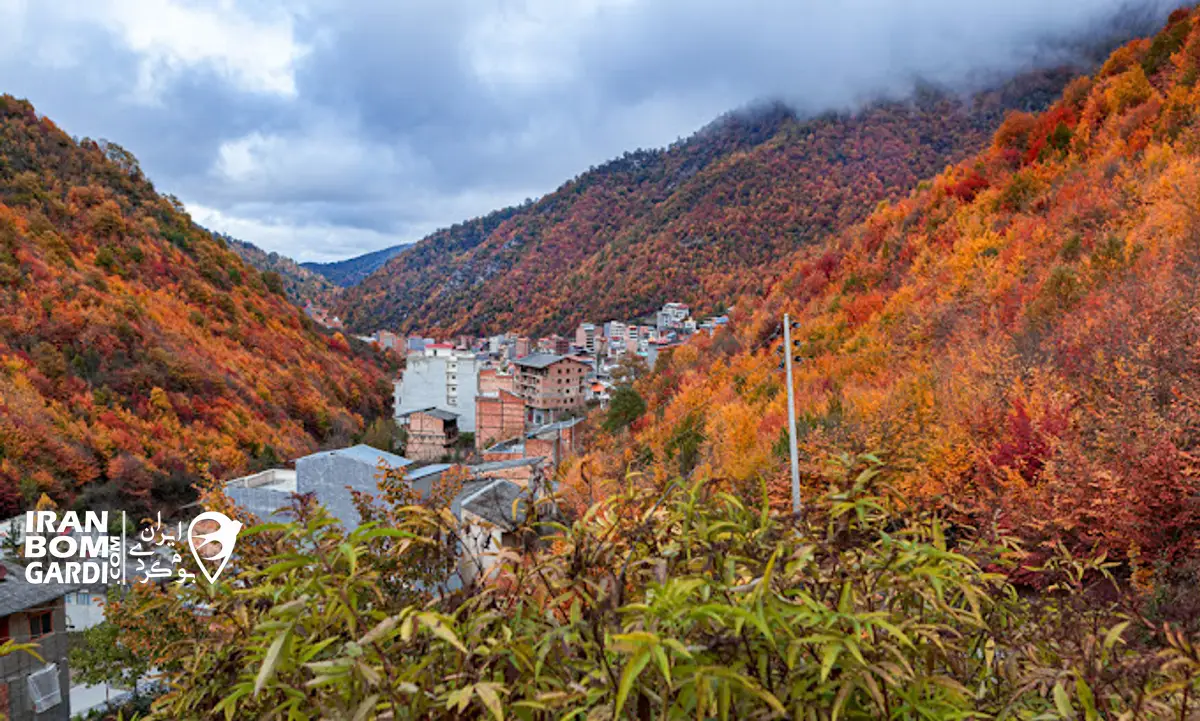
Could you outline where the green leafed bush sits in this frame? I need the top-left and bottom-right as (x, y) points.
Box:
(114, 453), (1200, 720)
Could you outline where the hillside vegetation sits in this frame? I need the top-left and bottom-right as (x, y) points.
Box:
(337, 71), (1080, 336)
(578, 7), (1200, 575)
(226, 235), (340, 308)
(0, 96), (393, 516)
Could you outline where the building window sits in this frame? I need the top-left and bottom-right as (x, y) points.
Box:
(29, 609), (52, 638)
(76, 592), (90, 605)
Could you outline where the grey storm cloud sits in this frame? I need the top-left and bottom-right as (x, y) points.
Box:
(0, 0), (1182, 262)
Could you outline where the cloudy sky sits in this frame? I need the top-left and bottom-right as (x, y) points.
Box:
(0, 0), (1178, 262)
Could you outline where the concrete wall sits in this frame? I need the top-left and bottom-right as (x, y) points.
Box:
(0, 599), (71, 721)
(295, 454), (389, 531)
(394, 355), (448, 421)
(447, 356), (479, 430)
(394, 355), (479, 431)
(63, 589), (104, 631)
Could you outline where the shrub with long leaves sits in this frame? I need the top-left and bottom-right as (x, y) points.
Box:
(117, 453), (1200, 719)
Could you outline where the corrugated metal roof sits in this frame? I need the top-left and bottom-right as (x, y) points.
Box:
(471, 457), (545, 474)
(528, 417), (583, 437)
(407, 463), (453, 481)
(483, 438), (524, 455)
(458, 480), (528, 530)
(297, 444), (411, 468)
(512, 353), (566, 369)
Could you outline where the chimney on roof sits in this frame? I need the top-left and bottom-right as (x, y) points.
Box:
(0, 564), (7, 581)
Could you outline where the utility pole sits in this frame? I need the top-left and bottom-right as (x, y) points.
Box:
(782, 314), (802, 515)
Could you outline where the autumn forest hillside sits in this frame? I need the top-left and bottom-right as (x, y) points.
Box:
(581, 6), (1200, 574)
(337, 69), (1084, 337)
(0, 97), (394, 517)
(226, 235), (341, 308)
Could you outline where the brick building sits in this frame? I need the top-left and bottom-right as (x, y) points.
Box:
(374, 330), (400, 351)
(402, 408), (460, 461)
(525, 418), (584, 467)
(480, 418), (583, 472)
(478, 368), (516, 395)
(475, 389), (526, 450)
(512, 354), (590, 425)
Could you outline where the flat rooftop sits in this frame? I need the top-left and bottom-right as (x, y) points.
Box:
(225, 468), (297, 493)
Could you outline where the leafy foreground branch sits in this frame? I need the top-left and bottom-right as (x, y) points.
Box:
(112, 454), (1200, 720)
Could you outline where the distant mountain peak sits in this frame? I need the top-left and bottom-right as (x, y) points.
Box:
(302, 244), (411, 288)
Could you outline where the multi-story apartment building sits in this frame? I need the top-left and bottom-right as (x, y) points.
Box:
(475, 389), (526, 450)
(655, 302), (690, 330)
(394, 346), (482, 431)
(512, 353), (591, 425)
(574, 323), (598, 354)
(604, 321), (627, 347)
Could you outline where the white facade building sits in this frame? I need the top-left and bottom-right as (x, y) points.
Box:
(574, 323), (598, 354)
(394, 347), (482, 431)
(656, 303), (690, 331)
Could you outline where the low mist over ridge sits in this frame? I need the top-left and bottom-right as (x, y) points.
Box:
(0, 1), (1182, 262)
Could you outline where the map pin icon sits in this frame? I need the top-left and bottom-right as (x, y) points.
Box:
(187, 511), (243, 583)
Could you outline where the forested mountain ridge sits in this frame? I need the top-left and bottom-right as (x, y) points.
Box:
(226, 235), (340, 307)
(302, 243), (409, 287)
(0, 95), (393, 516)
(580, 6), (1200, 569)
(338, 68), (1084, 336)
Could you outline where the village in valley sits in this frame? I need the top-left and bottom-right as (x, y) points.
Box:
(222, 301), (731, 587)
(10, 1), (1200, 716)
(311, 300), (729, 469)
(0, 301), (729, 720)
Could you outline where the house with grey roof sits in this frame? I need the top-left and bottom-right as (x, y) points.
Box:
(0, 516), (143, 633)
(455, 479), (545, 586)
(0, 562), (78, 721)
(226, 444), (413, 531)
(224, 443), (560, 590)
